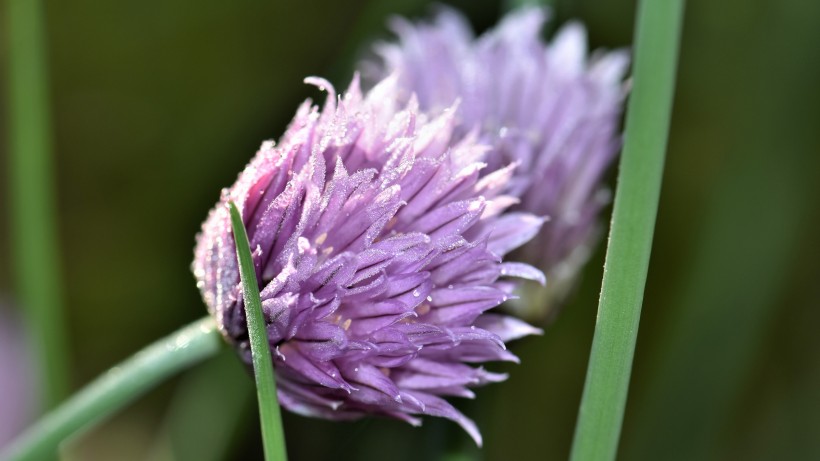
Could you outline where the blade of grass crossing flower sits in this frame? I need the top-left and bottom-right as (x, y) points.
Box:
(0, 317), (222, 461)
(6, 0), (70, 410)
(228, 201), (288, 461)
(569, 1), (684, 460)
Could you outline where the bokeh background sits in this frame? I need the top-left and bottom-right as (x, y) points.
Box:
(2, 0), (819, 459)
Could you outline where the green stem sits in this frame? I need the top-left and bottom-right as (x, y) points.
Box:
(228, 202), (288, 461)
(6, 0), (70, 409)
(568, 1), (684, 460)
(0, 317), (222, 461)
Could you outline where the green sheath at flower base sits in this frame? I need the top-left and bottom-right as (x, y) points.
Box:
(228, 201), (288, 461)
(569, 1), (685, 460)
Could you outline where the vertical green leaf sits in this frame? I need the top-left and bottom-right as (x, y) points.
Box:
(6, 0), (70, 409)
(228, 201), (288, 461)
(569, 1), (685, 460)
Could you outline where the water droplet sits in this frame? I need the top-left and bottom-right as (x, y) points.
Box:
(412, 289), (420, 297)
(426, 296), (433, 302)
(447, 285), (454, 289)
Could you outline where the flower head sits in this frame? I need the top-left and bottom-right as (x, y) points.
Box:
(366, 7), (630, 317)
(193, 75), (544, 445)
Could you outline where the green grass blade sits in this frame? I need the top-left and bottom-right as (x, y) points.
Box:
(568, 1), (685, 460)
(228, 201), (288, 461)
(6, 0), (70, 409)
(0, 317), (222, 461)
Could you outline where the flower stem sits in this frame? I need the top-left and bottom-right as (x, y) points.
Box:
(228, 202), (288, 461)
(6, 0), (70, 409)
(0, 317), (222, 461)
(568, 1), (684, 460)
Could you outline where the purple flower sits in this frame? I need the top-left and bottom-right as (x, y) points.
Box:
(193, 75), (544, 445)
(365, 7), (630, 318)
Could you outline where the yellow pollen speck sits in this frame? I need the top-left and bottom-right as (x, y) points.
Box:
(322, 246), (334, 256)
(341, 318), (352, 330)
(415, 304), (431, 315)
(315, 232), (328, 245)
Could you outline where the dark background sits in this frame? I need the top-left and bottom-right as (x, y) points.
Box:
(1, 0), (818, 459)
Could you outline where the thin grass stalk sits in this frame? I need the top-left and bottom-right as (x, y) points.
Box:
(6, 0), (70, 409)
(569, 1), (685, 460)
(228, 202), (288, 461)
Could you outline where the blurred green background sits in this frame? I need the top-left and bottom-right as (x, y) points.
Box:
(1, 0), (818, 459)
